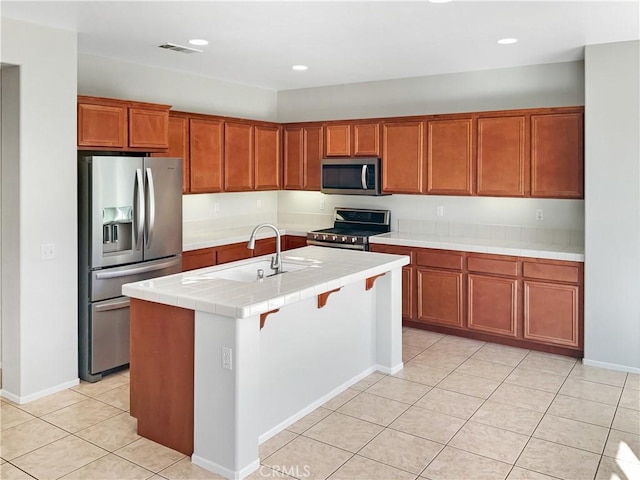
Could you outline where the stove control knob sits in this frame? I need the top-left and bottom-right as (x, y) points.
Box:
(313, 234), (319, 240)
(331, 235), (337, 241)
(341, 236), (347, 242)
(321, 235), (327, 241)
(351, 237), (357, 243)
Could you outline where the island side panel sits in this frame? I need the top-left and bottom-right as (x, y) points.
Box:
(375, 267), (404, 373)
(130, 298), (195, 455)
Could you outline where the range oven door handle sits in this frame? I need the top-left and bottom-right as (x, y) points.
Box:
(361, 165), (368, 190)
(94, 298), (130, 312)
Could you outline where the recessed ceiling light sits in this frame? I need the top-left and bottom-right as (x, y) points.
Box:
(292, 65), (308, 71)
(188, 39), (209, 46)
(497, 38), (518, 45)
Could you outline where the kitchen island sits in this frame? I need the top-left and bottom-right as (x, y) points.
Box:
(122, 246), (409, 480)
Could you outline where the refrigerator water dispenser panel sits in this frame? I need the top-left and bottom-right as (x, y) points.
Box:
(102, 206), (133, 254)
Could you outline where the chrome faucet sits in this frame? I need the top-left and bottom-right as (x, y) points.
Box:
(247, 223), (282, 274)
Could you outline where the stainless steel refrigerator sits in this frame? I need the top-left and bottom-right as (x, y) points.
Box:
(78, 155), (183, 382)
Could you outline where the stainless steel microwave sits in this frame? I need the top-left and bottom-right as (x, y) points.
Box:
(320, 157), (385, 195)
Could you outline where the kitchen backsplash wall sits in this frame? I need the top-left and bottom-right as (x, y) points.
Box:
(277, 191), (585, 244)
(182, 191), (279, 236)
(183, 190), (584, 246)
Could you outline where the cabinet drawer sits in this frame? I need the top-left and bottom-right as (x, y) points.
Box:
(370, 244), (415, 262)
(523, 262), (580, 284)
(468, 256), (518, 277)
(416, 249), (464, 270)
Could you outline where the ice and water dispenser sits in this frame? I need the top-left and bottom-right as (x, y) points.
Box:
(102, 206), (133, 254)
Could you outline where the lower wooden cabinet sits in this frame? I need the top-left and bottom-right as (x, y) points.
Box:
(371, 243), (583, 355)
(284, 235), (308, 250)
(524, 280), (580, 348)
(468, 274), (518, 337)
(417, 268), (464, 328)
(182, 247), (216, 271)
(402, 267), (414, 320)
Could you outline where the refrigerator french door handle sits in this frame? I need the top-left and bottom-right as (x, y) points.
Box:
(94, 257), (182, 279)
(133, 168), (145, 251)
(361, 165), (368, 189)
(145, 167), (156, 249)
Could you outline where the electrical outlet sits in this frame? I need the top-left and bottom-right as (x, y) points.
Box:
(536, 209), (544, 221)
(222, 347), (233, 370)
(320, 199), (325, 211)
(41, 244), (56, 260)
(257, 199), (262, 209)
(436, 205), (444, 217)
(214, 202), (220, 213)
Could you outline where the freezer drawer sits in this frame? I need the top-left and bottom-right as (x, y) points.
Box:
(90, 255), (182, 302)
(90, 297), (130, 374)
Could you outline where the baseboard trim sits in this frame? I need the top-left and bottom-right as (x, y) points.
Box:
(191, 455), (259, 480)
(0, 378), (80, 404)
(582, 358), (640, 374)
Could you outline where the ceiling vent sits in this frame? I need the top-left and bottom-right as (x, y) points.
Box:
(158, 43), (203, 54)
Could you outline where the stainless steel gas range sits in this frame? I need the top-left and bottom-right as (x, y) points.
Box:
(307, 207), (391, 251)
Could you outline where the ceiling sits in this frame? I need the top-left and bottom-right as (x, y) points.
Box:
(2, 1), (639, 91)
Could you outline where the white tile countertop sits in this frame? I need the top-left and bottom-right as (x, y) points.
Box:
(370, 232), (584, 262)
(123, 246), (410, 318)
(183, 223), (312, 251)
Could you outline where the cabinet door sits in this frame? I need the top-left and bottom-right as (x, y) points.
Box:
(382, 121), (424, 194)
(303, 126), (324, 190)
(217, 242), (253, 265)
(284, 127), (304, 189)
(182, 248), (216, 271)
(477, 115), (528, 197)
(531, 112), (583, 198)
(524, 281), (580, 347)
(255, 125), (281, 190)
(224, 122), (254, 191)
(189, 119), (223, 193)
(427, 118), (474, 195)
(153, 115), (189, 193)
(402, 266), (414, 320)
(78, 103), (127, 148)
(253, 238), (278, 256)
(325, 124), (351, 157)
(417, 268), (463, 327)
(354, 123), (380, 157)
(284, 235), (308, 251)
(128, 108), (169, 149)
(468, 274), (518, 337)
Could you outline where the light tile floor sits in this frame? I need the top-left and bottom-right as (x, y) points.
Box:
(1, 328), (639, 479)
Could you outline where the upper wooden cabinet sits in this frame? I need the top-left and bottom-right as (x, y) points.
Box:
(531, 111), (584, 198)
(325, 125), (351, 157)
(354, 123), (381, 156)
(224, 122), (255, 192)
(189, 118), (223, 194)
(426, 118), (474, 195)
(255, 125), (281, 190)
(477, 115), (528, 197)
(325, 122), (380, 157)
(77, 96), (170, 151)
(382, 121), (424, 194)
(153, 114), (189, 193)
(283, 125), (323, 191)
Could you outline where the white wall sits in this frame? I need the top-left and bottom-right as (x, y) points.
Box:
(1, 18), (78, 401)
(584, 41), (640, 372)
(277, 62), (585, 235)
(78, 53), (278, 121)
(277, 61), (585, 122)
